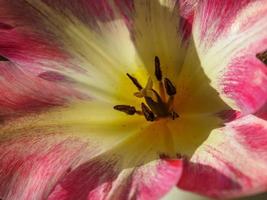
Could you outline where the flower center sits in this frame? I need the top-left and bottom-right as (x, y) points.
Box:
(114, 56), (179, 122)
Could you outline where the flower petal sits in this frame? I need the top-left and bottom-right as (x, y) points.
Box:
(0, 0), (140, 102)
(179, 0), (198, 18)
(0, 62), (80, 116)
(0, 99), (146, 199)
(0, 83), (184, 199)
(193, 0), (267, 114)
(174, 43), (232, 116)
(0, 1), (195, 103)
(0, 98), (185, 199)
(130, 0), (189, 81)
(256, 103), (267, 120)
(161, 42), (236, 157)
(48, 158), (182, 200)
(0, 1), (69, 69)
(178, 115), (267, 199)
(47, 133), (183, 200)
(0, 133), (88, 200)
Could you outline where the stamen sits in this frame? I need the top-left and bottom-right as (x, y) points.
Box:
(256, 50), (267, 65)
(167, 96), (174, 110)
(126, 73), (143, 91)
(164, 78), (176, 96)
(115, 57), (179, 121)
(159, 82), (166, 102)
(154, 56), (162, 81)
(155, 56), (166, 101)
(0, 55), (9, 61)
(113, 105), (136, 115)
(141, 103), (155, 121)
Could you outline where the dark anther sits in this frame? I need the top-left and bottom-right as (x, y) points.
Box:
(154, 56), (162, 81)
(170, 111), (179, 120)
(113, 105), (136, 115)
(141, 103), (155, 121)
(164, 78), (176, 96)
(256, 50), (267, 65)
(126, 73), (143, 90)
(0, 55), (9, 61)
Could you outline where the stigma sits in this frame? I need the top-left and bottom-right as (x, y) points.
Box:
(114, 56), (179, 122)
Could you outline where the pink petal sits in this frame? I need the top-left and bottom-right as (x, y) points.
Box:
(0, 62), (80, 115)
(1, 0), (132, 115)
(45, 122), (184, 200)
(222, 51), (267, 114)
(256, 103), (267, 120)
(179, 0), (197, 40)
(0, 0), (131, 68)
(178, 115), (267, 199)
(179, 0), (198, 18)
(0, 22), (14, 30)
(0, 98), (182, 199)
(0, 2), (94, 107)
(0, 1), (154, 104)
(48, 157), (182, 200)
(0, 1), (194, 103)
(0, 133), (90, 200)
(43, 0), (115, 25)
(0, 101), (144, 199)
(0, 1), (70, 68)
(193, 0), (267, 114)
(0, 1), (122, 74)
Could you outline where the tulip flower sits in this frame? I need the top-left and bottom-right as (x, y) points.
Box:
(0, 0), (266, 200)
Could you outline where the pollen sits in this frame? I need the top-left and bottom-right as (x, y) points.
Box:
(114, 56), (179, 122)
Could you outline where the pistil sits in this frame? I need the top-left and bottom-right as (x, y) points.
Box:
(141, 103), (155, 121)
